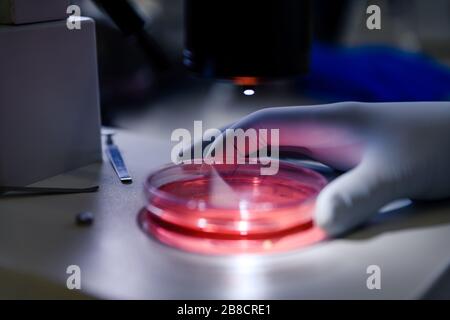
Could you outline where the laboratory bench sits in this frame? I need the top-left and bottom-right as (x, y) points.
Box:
(0, 130), (450, 299)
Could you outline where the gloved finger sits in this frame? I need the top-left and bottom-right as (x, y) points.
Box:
(314, 157), (403, 236)
(205, 103), (366, 170)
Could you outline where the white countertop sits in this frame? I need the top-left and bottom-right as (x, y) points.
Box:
(1, 130), (449, 299)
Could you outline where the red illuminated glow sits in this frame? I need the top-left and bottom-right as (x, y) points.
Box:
(139, 162), (327, 255)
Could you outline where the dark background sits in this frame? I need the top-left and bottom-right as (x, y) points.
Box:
(73, 0), (450, 141)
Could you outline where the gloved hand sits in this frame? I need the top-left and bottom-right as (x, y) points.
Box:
(204, 102), (450, 236)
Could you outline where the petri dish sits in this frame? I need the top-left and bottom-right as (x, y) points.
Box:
(138, 161), (328, 255)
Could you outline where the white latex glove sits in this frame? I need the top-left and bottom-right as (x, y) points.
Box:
(207, 102), (450, 236)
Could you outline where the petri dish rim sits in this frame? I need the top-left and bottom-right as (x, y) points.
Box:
(144, 160), (327, 212)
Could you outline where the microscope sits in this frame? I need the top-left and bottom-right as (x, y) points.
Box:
(94, 0), (312, 87)
(0, 0), (312, 187)
(184, 0), (312, 86)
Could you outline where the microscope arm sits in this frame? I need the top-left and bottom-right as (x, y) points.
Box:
(92, 0), (170, 74)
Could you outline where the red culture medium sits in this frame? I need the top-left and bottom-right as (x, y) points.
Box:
(139, 161), (328, 255)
